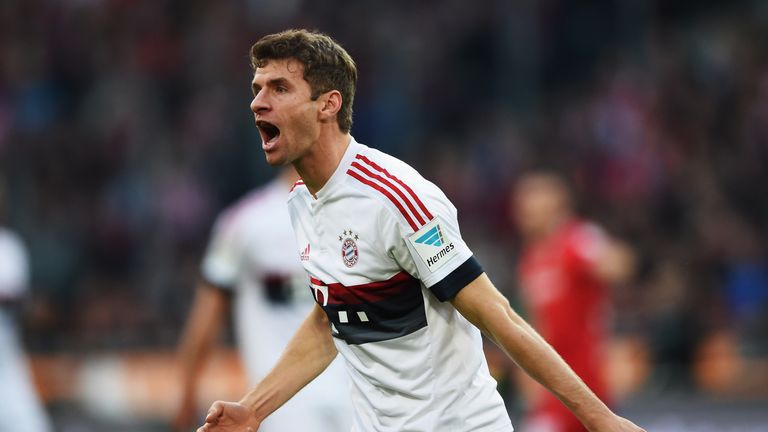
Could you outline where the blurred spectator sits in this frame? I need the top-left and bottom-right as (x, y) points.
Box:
(512, 171), (635, 432)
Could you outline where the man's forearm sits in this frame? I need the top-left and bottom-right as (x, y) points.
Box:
(491, 308), (612, 427)
(177, 284), (229, 393)
(452, 274), (614, 430)
(238, 304), (338, 423)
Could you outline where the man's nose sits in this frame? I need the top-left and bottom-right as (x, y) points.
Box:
(250, 92), (269, 113)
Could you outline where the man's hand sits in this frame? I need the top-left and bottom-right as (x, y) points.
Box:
(196, 401), (261, 432)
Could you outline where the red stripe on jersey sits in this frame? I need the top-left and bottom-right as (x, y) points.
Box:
(355, 154), (434, 221)
(347, 169), (419, 231)
(290, 180), (305, 192)
(310, 271), (418, 305)
(349, 161), (426, 226)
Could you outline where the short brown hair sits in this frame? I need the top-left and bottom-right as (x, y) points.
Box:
(250, 29), (357, 133)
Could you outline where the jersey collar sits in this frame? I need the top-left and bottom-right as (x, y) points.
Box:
(313, 136), (362, 201)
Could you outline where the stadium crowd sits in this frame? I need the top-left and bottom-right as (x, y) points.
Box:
(0, 0), (766, 418)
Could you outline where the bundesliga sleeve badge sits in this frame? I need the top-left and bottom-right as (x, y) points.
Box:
(407, 216), (457, 273)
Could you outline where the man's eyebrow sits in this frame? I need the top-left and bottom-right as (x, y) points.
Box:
(252, 77), (290, 94)
(267, 77), (290, 88)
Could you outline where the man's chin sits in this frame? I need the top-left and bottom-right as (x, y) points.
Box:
(264, 153), (288, 167)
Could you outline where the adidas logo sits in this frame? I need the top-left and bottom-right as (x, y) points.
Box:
(300, 244), (311, 261)
(415, 225), (444, 247)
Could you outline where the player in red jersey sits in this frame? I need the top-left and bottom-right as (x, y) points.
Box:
(513, 172), (636, 432)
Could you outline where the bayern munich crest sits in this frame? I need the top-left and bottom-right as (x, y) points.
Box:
(339, 229), (359, 268)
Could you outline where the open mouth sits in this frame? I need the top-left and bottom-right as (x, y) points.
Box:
(256, 120), (281, 144)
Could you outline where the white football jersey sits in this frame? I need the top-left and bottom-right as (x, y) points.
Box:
(0, 227), (53, 432)
(201, 178), (351, 431)
(0, 228), (29, 300)
(288, 139), (513, 432)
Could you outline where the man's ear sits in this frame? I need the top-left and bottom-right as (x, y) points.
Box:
(318, 90), (343, 121)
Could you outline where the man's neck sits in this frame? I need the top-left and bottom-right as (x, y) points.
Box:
(527, 213), (573, 244)
(294, 132), (352, 196)
(276, 167), (301, 188)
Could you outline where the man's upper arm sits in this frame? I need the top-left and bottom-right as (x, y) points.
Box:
(568, 223), (635, 285)
(591, 239), (636, 284)
(450, 273), (516, 336)
(381, 179), (483, 301)
(358, 157), (485, 302)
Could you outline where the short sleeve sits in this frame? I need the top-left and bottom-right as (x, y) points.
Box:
(0, 229), (30, 299)
(385, 180), (483, 301)
(201, 211), (244, 290)
(566, 223), (608, 271)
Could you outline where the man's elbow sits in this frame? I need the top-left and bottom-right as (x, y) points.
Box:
(477, 295), (525, 338)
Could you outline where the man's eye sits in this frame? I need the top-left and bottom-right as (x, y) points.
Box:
(276, 86), (288, 93)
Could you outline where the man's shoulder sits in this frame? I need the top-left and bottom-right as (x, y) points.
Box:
(0, 227), (26, 259)
(563, 220), (605, 243)
(352, 145), (424, 183)
(562, 219), (607, 264)
(345, 145), (438, 201)
(344, 145), (444, 233)
(216, 181), (287, 230)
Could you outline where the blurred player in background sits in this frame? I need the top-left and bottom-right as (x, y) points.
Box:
(197, 29), (644, 432)
(173, 167), (351, 432)
(513, 171), (636, 432)
(0, 181), (53, 432)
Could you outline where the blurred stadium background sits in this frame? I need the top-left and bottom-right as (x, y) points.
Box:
(1, 0), (767, 430)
